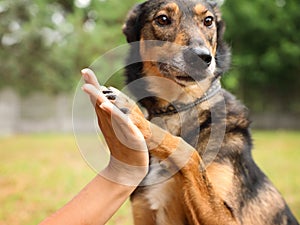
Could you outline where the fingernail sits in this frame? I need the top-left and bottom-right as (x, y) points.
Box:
(81, 68), (91, 80)
(81, 68), (89, 74)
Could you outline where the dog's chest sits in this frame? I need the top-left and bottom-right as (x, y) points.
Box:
(144, 174), (186, 225)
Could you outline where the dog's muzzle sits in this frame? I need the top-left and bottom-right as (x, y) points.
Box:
(183, 47), (212, 69)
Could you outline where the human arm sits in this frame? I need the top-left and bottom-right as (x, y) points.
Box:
(39, 174), (136, 225)
(39, 69), (149, 225)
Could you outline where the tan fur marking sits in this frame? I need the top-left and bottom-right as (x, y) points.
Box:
(207, 162), (234, 200)
(212, 42), (217, 56)
(194, 4), (207, 16)
(162, 2), (179, 15)
(143, 61), (164, 77)
(147, 178), (186, 225)
(139, 36), (165, 79)
(224, 133), (245, 150)
(183, 78), (213, 99)
(174, 32), (188, 46)
(131, 194), (156, 225)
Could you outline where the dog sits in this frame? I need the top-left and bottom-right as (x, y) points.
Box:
(103, 0), (299, 224)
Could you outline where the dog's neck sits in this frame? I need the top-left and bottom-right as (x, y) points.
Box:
(147, 79), (222, 118)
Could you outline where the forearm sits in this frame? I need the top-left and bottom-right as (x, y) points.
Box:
(39, 175), (135, 225)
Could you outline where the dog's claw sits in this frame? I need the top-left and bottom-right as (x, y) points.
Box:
(102, 90), (113, 94)
(106, 95), (117, 100)
(120, 108), (130, 114)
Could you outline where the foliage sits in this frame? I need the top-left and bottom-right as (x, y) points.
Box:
(0, 0), (299, 113)
(221, 0), (300, 113)
(0, 0), (136, 95)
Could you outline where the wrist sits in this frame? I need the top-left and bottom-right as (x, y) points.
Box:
(99, 156), (149, 186)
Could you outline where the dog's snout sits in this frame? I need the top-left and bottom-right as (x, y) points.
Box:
(184, 47), (212, 68)
(199, 53), (212, 66)
(193, 47), (212, 66)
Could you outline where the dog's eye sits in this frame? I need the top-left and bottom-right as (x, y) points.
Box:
(203, 16), (214, 27)
(155, 15), (171, 26)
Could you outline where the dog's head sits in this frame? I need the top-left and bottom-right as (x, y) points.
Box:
(123, 0), (230, 108)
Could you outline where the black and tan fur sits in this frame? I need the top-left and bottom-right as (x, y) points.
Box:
(106, 0), (299, 224)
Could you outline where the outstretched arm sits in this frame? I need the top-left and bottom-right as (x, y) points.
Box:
(39, 69), (149, 225)
(40, 175), (138, 225)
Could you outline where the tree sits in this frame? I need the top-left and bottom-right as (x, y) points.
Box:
(222, 0), (300, 113)
(0, 0), (137, 95)
(0, 0), (299, 114)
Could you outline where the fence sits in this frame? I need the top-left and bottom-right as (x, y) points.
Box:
(0, 88), (75, 135)
(0, 88), (299, 136)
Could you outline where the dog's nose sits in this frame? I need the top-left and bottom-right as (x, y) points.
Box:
(184, 47), (212, 68)
(192, 47), (212, 66)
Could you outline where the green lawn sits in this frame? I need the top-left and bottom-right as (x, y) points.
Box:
(0, 131), (299, 224)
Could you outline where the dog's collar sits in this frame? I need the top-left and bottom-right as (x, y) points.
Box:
(149, 79), (222, 117)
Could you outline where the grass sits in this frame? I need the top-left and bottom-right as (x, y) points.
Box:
(252, 130), (300, 219)
(0, 131), (299, 224)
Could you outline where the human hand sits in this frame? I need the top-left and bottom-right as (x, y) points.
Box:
(81, 68), (149, 186)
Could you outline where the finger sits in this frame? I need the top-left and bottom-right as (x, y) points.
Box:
(100, 101), (125, 118)
(108, 86), (136, 109)
(100, 102), (140, 135)
(82, 84), (109, 106)
(100, 102), (147, 153)
(82, 83), (112, 130)
(81, 68), (101, 89)
(100, 102), (131, 127)
(107, 86), (121, 96)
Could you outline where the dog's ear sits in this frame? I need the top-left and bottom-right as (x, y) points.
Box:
(122, 3), (144, 43)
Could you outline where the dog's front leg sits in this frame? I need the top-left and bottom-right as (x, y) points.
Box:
(144, 124), (238, 225)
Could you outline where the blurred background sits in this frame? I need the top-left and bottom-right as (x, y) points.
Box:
(0, 0), (299, 224)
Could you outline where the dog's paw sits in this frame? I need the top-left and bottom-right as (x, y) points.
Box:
(102, 87), (137, 114)
(102, 90), (116, 100)
(102, 87), (151, 138)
